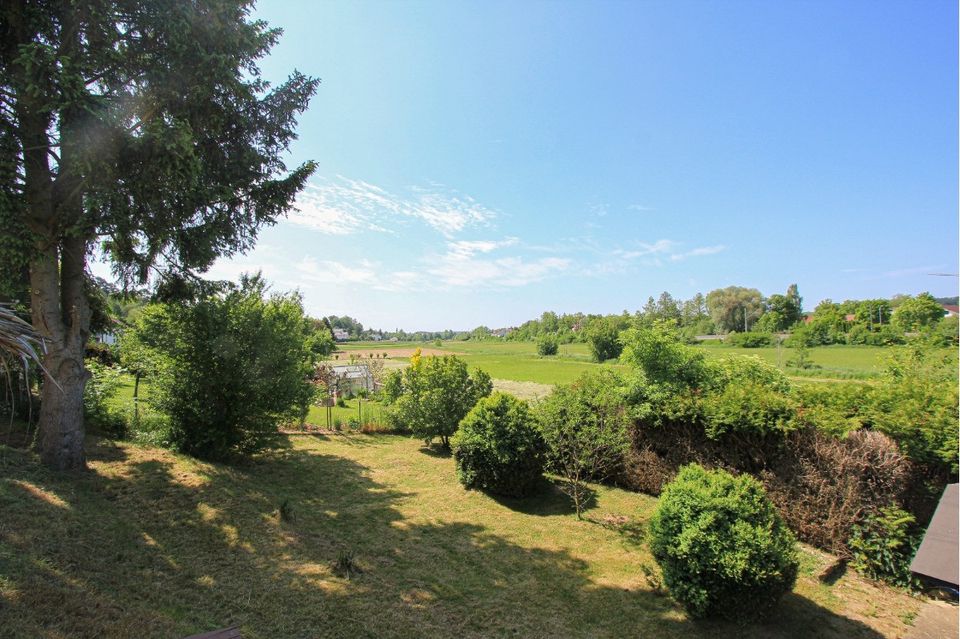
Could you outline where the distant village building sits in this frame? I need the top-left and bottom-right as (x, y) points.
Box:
(942, 304), (959, 318)
(332, 328), (350, 341)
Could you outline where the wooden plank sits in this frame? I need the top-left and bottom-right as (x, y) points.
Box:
(910, 483), (959, 587)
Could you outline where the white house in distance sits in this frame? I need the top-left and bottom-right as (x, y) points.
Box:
(332, 328), (350, 341)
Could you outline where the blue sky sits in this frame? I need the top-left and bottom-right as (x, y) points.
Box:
(194, 1), (957, 331)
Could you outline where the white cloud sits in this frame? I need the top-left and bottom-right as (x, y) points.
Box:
(426, 239), (569, 288)
(446, 237), (519, 259)
(296, 256), (377, 285)
(286, 176), (497, 237)
(669, 245), (727, 261)
(613, 239), (678, 260)
(627, 204), (654, 212)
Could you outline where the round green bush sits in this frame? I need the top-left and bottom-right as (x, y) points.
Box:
(452, 392), (545, 497)
(649, 464), (799, 621)
(537, 334), (559, 356)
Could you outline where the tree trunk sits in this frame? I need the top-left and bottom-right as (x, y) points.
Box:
(30, 238), (91, 471)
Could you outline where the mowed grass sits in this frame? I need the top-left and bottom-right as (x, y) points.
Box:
(108, 377), (383, 429)
(0, 431), (919, 638)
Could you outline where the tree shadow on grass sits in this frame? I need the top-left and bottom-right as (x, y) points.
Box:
(490, 477), (596, 517)
(0, 431), (892, 639)
(417, 442), (452, 458)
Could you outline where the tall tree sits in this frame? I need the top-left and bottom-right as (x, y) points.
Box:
(706, 286), (764, 333)
(1, 1), (317, 469)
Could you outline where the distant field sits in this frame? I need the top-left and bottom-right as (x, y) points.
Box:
(338, 339), (935, 385)
(338, 340), (615, 385)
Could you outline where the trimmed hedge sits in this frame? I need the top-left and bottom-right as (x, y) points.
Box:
(649, 464), (799, 621)
(452, 393), (545, 497)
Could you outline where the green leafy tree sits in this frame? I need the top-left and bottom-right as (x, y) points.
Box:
(138, 275), (314, 461)
(536, 333), (559, 356)
(892, 292), (945, 331)
(537, 371), (631, 518)
(585, 315), (628, 362)
(384, 353), (492, 448)
(305, 319), (336, 358)
(452, 393), (545, 497)
(764, 285), (802, 331)
(1, 1), (317, 469)
(854, 299), (892, 329)
(649, 464), (799, 621)
(706, 286), (765, 333)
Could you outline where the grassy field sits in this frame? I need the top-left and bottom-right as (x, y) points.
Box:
(340, 340), (621, 386)
(0, 430), (920, 638)
(337, 340), (948, 385)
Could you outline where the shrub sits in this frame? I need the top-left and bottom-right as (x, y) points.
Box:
(537, 370), (631, 518)
(724, 331), (772, 348)
(585, 316), (627, 362)
(871, 344), (959, 475)
(849, 506), (922, 590)
(383, 352), (492, 447)
(136, 275), (314, 460)
(536, 333), (559, 356)
(701, 381), (799, 440)
(649, 464), (799, 621)
(452, 393), (544, 497)
(620, 321), (708, 389)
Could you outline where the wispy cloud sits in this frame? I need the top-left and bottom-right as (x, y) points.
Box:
(669, 245), (727, 261)
(286, 176), (497, 237)
(627, 204), (654, 212)
(881, 265), (945, 279)
(427, 239), (570, 288)
(613, 239), (678, 260)
(586, 239), (725, 275)
(296, 256), (378, 285)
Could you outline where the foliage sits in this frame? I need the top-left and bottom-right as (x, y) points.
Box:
(452, 393), (545, 497)
(706, 286), (765, 333)
(83, 360), (127, 438)
(892, 293), (945, 331)
(870, 343), (959, 474)
(849, 507), (922, 590)
(305, 323), (336, 357)
(917, 314), (959, 347)
(701, 382), (798, 439)
(620, 321), (708, 389)
(136, 275), (314, 460)
(536, 333), (559, 356)
(707, 355), (791, 393)
(584, 316), (627, 362)
(845, 324), (905, 346)
(649, 464), (799, 620)
(382, 352), (492, 447)
(2, 0), (317, 469)
(537, 371), (631, 518)
(724, 331), (772, 348)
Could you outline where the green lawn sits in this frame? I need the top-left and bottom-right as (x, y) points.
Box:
(108, 377), (384, 430)
(0, 430), (920, 638)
